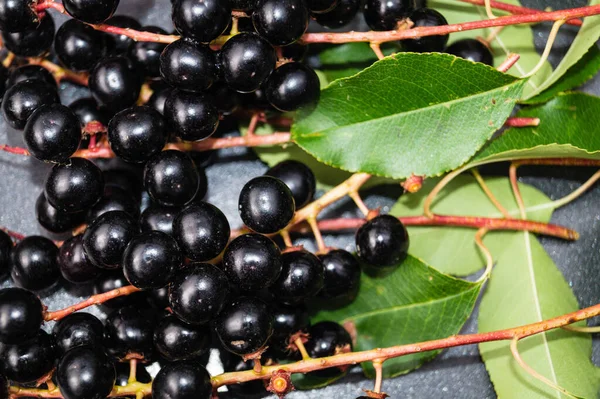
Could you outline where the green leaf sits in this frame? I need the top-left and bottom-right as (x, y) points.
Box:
(430, 0), (552, 98)
(469, 92), (600, 167)
(292, 53), (525, 179)
(524, 45), (600, 104)
(523, 0), (600, 101)
(390, 175), (555, 275)
(313, 256), (482, 378)
(479, 230), (600, 397)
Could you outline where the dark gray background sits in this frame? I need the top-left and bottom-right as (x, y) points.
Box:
(0, 0), (598, 397)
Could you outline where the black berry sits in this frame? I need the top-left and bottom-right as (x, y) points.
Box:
(53, 312), (104, 354)
(160, 38), (217, 92)
(83, 210), (138, 270)
(319, 249), (361, 299)
(1, 13), (54, 57)
(238, 176), (295, 234)
(104, 15), (141, 55)
(402, 8), (449, 52)
(152, 361), (212, 399)
(58, 235), (100, 284)
(131, 26), (168, 78)
(307, 0), (338, 13)
(6, 65), (56, 89)
(171, 0), (231, 43)
(93, 271), (143, 309)
(305, 321), (352, 378)
(0, 330), (57, 383)
(147, 83), (172, 115)
(2, 79), (59, 130)
(11, 236), (59, 291)
(271, 250), (324, 304)
(63, 0), (120, 24)
(265, 62), (321, 112)
(140, 204), (179, 236)
(69, 97), (110, 128)
(144, 150), (201, 207)
(265, 160), (315, 208)
(314, 0), (361, 28)
(0, 231), (11, 276)
(355, 214), (409, 267)
(164, 90), (220, 141)
(153, 313), (210, 362)
(89, 56), (142, 111)
(271, 304), (310, 352)
(0, 0), (38, 32)
(446, 38), (494, 66)
(104, 305), (156, 360)
(252, 0), (308, 46)
(36, 193), (85, 234)
(86, 185), (140, 223)
(54, 19), (108, 72)
(363, 0), (412, 31)
(56, 346), (116, 399)
(0, 288), (43, 344)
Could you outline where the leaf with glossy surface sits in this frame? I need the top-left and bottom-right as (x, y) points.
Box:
(313, 256), (482, 378)
(292, 53), (525, 179)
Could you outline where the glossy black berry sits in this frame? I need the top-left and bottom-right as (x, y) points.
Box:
(103, 169), (142, 199)
(104, 15), (141, 55)
(132, 26), (168, 78)
(104, 306), (156, 360)
(172, 0), (231, 43)
(140, 204), (179, 236)
(266, 160), (316, 208)
(123, 231), (181, 289)
(210, 83), (241, 115)
(219, 32), (276, 93)
(148, 287), (170, 310)
(271, 304), (310, 349)
(2, 79), (59, 130)
(222, 233), (282, 292)
(24, 104), (81, 163)
(108, 105), (167, 163)
(6, 65), (56, 89)
(152, 361), (212, 399)
(69, 97), (110, 128)
(44, 158), (104, 213)
(0, 231), (11, 276)
(93, 271), (143, 309)
(305, 321), (352, 378)
(57, 345), (116, 399)
(58, 235), (99, 284)
(281, 42), (308, 61)
(36, 193), (85, 234)
(89, 56), (142, 111)
(402, 8), (448, 52)
(53, 312), (104, 354)
(271, 250), (324, 304)
(0, 0), (38, 32)
(144, 150), (201, 206)
(153, 313), (210, 362)
(252, 0), (308, 46)
(0, 288), (43, 343)
(446, 38), (494, 66)
(355, 214), (409, 267)
(364, 0), (412, 31)
(314, 0), (361, 28)
(173, 202), (230, 261)
(147, 83), (172, 115)
(11, 236), (59, 291)
(168, 262), (230, 325)
(86, 185), (140, 223)
(160, 38), (217, 92)
(63, 0), (120, 24)
(164, 90), (220, 141)
(55, 19), (108, 72)
(0, 330), (57, 383)
(83, 210), (138, 270)
(265, 62), (320, 112)
(1, 13), (54, 57)
(319, 249), (361, 299)
(238, 176), (295, 234)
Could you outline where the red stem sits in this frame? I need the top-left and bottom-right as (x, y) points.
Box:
(1, 228), (25, 241)
(0, 145), (29, 156)
(457, 0), (582, 26)
(504, 117), (540, 127)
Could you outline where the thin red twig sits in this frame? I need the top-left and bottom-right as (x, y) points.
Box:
(504, 117), (540, 127)
(456, 0), (582, 26)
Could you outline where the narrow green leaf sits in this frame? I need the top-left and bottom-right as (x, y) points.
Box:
(292, 53), (525, 179)
(313, 256), (483, 378)
(390, 176), (555, 275)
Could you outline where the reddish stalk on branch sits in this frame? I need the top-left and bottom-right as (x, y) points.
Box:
(504, 117), (540, 127)
(457, 0), (582, 26)
(0, 145), (29, 156)
(496, 53), (520, 72)
(0, 227), (25, 241)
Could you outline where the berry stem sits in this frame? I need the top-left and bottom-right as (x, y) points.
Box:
(43, 285), (142, 321)
(0, 227), (26, 241)
(503, 117), (540, 127)
(509, 162), (527, 219)
(27, 58), (89, 86)
(294, 338), (311, 361)
(128, 359), (138, 384)
(0, 145), (30, 156)
(253, 359), (263, 374)
(457, 0), (582, 26)
(372, 360), (384, 393)
(496, 53), (521, 72)
(471, 169), (512, 218)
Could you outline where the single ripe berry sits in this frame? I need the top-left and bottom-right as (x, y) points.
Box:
(24, 104), (81, 163)
(1, 14), (54, 57)
(63, 0), (120, 24)
(11, 236), (59, 291)
(319, 249), (361, 299)
(266, 160), (316, 208)
(314, 0), (361, 28)
(0, 0), (38, 32)
(108, 105), (168, 164)
(0, 288), (43, 343)
(355, 214), (409, 267)
(172, 202), (230, 261)
(104, 15), (141, 55)
(53, 312), (104, 354)
(104, 169), (143, 198)
(164, 90), (220, 141)
(271, 250), (324, 304)
(69, 97), (110, 128)
(144, 150), (201, 206)
(2, 79), (59, 130)
(93, 271), (143, 309)
(210, 83), (241, 115)
(222, 233), (282, 292)
(446, 38), (494, 66)
(265, 62), (320, 112)
(148, 287), (169, 310)
(153, 313), (211, 362)
(215, 297), (273, 356)
(305, 321), (352, 378)
(402, 8), (449, 52)
(160, 38), (217, 92)
(6, 65), (56, 89)
(89, 56), (142, 111)
(271, 304), (310, 352)
(36, 193), (85, 234)
(307, 0), (338, 13)
(104, 306), (156, 360)
(86, 185), (140, 223)
(252, 0), (308, 46)
(363, 0), (413, 31)
(152, 361), (212, 399)
(57, 346), (116, 399)
(54, 19), (108, 72)
(0, 330), (57, 383)
(171, 0), (231, 43)
(168, 263), (230, 325)
(131, 26), (168, 78)
(123, 231), (181, 289)
(238, 176), (295, 234)
(219, 32), (276, 93)
(0, 231), (11, 276)
(140, 204), (179, 236)
(58, 235), (100, 284)
(147, 83), (172, 115)
(83, 210), (139, 270)
(44, 157), (104, 213)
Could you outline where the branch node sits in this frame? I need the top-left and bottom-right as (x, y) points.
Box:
(267, 369), (294, 398)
